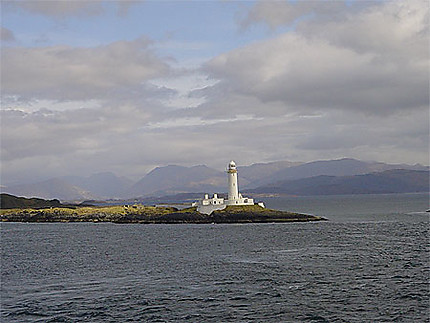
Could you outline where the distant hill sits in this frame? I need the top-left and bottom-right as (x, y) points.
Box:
(62, 172), (133, 198)
(249, 169), (429, 196)
(1, 178), (97, 201)
(128, 165), (235, 197)
(238, 160), (303, 183)
(0, 193), (62, 209)
(2, 173), (132, 201)
(247, 158), (429, 188)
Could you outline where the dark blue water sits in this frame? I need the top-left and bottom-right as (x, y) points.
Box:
(2, 193), (429, 322)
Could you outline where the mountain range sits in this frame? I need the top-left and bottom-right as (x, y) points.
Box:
(63, 172), (133, 198)
(248, 169), (429, 196)
(243, 158), (428, 188)
(1, 158), (428, 201)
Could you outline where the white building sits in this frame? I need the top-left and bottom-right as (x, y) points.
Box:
(193, 160), (265, 215)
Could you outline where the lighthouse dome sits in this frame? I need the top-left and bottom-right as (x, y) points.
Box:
(228, 160), (236, 169)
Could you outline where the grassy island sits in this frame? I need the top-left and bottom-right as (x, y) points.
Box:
(0, 204), (324, 224)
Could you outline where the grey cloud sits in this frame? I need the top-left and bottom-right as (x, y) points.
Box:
(117, 1), (137, 17)
(1, 102), (156, 162)
(1, 27), (15, 42)
(0, 102), (293, 183)
(296, 0), (429, 59)
(3, 1), (140, 18)
(2, 37), (171, 101)
(296, 109), (429, 155)
(5, 1), (105, 17)
(2, 100), (428, 184)
(240, 0), (373, 29)
(204, 0), (428, 115)
(0, 100), (162, 183)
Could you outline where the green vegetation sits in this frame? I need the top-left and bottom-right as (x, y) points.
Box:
(0, 203), (324, 224)
(0, 193), (62, 209)
(1, 205), (175, 223)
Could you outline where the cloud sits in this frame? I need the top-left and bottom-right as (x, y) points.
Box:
(1, 37), (171, 101)
(296, 109), (429, 152)
(2, 100), (428, 184)
(4, 1), (139, 18)
(117, 1), (138, 17)
(1, 0), (428, 186)
(6, 1), (104, 17)
(296, 0), (429, 59)
(239, 0), (368, 29)
(1, 27), (15, 42)
(0, 102), (157, 182)
(204, 0), (428, 115)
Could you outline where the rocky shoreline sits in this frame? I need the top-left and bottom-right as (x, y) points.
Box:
(1, 204), (325, 224)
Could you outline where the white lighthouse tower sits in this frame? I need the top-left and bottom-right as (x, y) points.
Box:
(227, 160), (239, 201)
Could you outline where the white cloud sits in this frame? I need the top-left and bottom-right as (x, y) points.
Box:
(204, 0), (428, 114)
(297, 0), (429, 59)
(150, 72), (218, 109)
(1, 37), (171, 101)
(145, 114), (260, 129)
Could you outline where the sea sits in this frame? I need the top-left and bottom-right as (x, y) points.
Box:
(1, 193), (429, 322)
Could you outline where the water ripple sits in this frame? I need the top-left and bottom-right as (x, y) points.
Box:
(2, 216), (429, 322)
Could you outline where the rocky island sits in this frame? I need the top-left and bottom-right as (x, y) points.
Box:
(1, 202), (324, 224)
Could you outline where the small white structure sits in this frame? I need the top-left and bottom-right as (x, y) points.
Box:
(193, 160), (265, 215)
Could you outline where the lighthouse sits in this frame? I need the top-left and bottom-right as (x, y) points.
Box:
(193, 160), (264, 214)
(227, 160), (239, 201)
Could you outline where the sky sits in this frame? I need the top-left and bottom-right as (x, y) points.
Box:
(1, 0), (429, 184)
